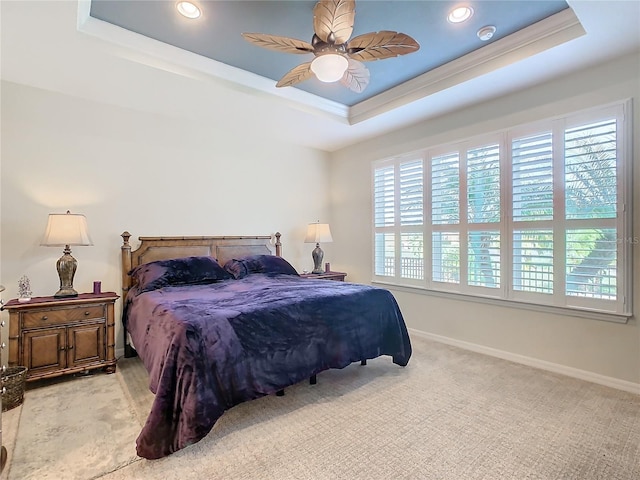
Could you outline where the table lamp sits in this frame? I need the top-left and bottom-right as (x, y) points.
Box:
(304, 222), (333, 274)
(41, 211), (93, 297)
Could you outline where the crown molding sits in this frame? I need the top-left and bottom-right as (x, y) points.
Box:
(76, 1), (349, 123)
(349, 8), (585, 124)
(77, 2), (583, 126)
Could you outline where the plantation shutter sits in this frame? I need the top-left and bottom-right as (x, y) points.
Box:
(565, 119), (617, 220)
(564, 118), (618, 300)
(374, 165), (395, 227)
(374, 165), (395, 276)
(511, 132), (554, 293)
(432, 153), (460, 225)
(467, 144), (500, 288)
(399, 160), (424, 280)
(467, 144), (500, 223)
(399, 160), (423, 226)
(371, 102), (629, 319)
(512, 132), (553, 221)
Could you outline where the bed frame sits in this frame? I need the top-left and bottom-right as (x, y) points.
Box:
(120, 231), (282, 357)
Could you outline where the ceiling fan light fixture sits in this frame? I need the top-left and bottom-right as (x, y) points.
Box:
(310, 54), (349, 83)
(448, 6), (474, 23)
(243, 1), (419, 93)
(176, 1), (201, 19)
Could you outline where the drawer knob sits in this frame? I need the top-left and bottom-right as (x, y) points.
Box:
(42, 315), (48, 321)
(84, 311), (90, 316)
(1, 387), (5, 395)
(0, 320), (4, 327)
(1, 365), (6, 373)
(0, 343), (5, 349)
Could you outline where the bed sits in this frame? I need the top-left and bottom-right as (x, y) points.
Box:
(120, 231), (412, 459)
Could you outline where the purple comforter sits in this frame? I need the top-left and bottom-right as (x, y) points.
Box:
(123, 274), (411, 459)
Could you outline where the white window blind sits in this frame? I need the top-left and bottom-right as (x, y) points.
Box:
(400, 160), (423, 226)
(374, 165), (394, 228)
(513, 230), (553, 294)
(432, 153), (459, 225)
(372, 101), (631, 321)
(432, 232), (460, 284)
(467, 144), (500, 224)
(468, 231), (501, 288)
(374, 233), (395, 277)
(566, 228), (617, 300)
(565, 120), (617, 220)
(564, 118), (618, 302)
(512, 132), (553, 222)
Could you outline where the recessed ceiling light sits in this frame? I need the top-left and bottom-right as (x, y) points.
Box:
(177, 1), (201, 19)
(477, 25), (497, 41)
(448, 6), (474, 24)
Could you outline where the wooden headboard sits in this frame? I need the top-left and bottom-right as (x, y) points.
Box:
(120, 231), (282, 298)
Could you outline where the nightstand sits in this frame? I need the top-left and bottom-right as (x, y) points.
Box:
(2, 292), (119, 382)
(299, 271), (347, 281)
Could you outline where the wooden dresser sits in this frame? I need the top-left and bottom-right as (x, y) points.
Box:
(3, 292), (119, 382)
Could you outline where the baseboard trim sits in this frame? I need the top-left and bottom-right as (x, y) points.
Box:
(409, 328), (640, 395)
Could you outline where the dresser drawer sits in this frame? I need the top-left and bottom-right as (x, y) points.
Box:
(22, 304), (105, 328)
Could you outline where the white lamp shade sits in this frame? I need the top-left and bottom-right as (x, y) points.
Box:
(304, 223), (333, 244)
(41, 211), (93, 246)
(310, 54), (348, 83)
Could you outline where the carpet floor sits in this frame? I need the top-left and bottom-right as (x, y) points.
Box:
(2, 336), (639, 479)
(5, 371), (141, 480)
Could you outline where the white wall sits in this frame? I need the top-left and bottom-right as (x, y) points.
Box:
(0, 80), (332, 356)
(2, 52), (638, 390)
(330, 52), (640, 389)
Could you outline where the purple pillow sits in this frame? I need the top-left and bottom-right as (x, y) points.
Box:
(129, 256), (232, 292)
(223, 255), (299, 279)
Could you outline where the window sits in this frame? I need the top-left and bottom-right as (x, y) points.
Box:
(372, 101), (632, 320)
(374, 158), (424, 281)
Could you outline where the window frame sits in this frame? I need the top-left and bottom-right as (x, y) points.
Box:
(371, 100), (633, 323)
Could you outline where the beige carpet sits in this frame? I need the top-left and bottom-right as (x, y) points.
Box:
(4, 337), (640, 479)
(5, 372), (141, 480)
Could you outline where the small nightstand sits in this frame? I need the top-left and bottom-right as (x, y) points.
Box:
(299, 271), (347, 281)
(3, 292), (119, 382)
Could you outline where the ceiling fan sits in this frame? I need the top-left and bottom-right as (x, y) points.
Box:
(242, 0), (420, 93)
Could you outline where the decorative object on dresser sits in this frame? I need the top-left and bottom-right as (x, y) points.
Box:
(299, 271), (347, 281)
(3, 292), (119, 382)
(41, 210), (93, 297)
(304, 221), (333, 274)
(17, 275), (32, 302)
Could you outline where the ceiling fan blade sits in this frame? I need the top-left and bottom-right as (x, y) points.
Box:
(242, 33), (314, 54)
(276, 62), (314, 88)
(313, 0), (355, 44)
(347, 31), (420, 62)
(340, 58), (370, 93)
